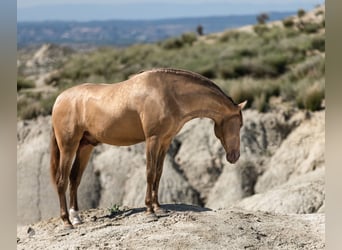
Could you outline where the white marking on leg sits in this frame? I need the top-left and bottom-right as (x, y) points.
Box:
(69, 208), (82, 225)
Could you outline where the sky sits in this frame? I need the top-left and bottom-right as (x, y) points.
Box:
(17, 0), (323, 21)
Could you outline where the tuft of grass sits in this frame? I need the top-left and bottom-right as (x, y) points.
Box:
(108, 204), (122, 215)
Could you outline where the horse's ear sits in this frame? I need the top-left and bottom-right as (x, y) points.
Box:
(238, 100), (247, 110)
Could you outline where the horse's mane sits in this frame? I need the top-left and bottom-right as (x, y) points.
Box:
(133, 68), (237, 106)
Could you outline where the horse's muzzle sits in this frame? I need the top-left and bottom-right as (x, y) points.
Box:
(226, 150), (240, 164)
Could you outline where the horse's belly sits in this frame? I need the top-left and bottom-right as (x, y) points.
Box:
(87, 111), (146, 146)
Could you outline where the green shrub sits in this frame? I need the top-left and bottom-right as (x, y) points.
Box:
(297, 9), (306, 18)
(311, 36), (325, 52)
(262, 53), (289, 76)
(288, 55), (324, 81)
(219, 31), (243, 43)
(161, 37), (184, 49)
(296, 81), (324, 111)
(282, 18), (295, 28)
(301, 22), (321, 34)
(253, 25), (269, 36)
(17, 78), (35, 91)
(181, 32), (197, 46)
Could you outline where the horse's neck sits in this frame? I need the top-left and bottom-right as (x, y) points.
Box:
(179, 88), (236, 124)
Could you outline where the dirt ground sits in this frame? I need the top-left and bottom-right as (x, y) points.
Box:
(17, 204), (324, 250)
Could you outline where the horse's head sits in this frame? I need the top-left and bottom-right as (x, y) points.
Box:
(214, 101), (247, 164)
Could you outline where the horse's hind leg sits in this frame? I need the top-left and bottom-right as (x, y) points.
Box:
(56, 146), (79, 229)
(69, 144), (94, 225)
(145, 136), (171, 216)
(152, 143), (169, 215)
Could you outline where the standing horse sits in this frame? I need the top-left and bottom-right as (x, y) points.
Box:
(50, 68), (247, 228)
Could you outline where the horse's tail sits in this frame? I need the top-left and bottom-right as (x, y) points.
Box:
(50, 127), (60, 187)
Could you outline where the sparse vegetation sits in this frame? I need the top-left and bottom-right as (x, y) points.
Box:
(108, 204), (122, 215)
(282, 18), (295, 28)
(17, 7), (325, 118)
(17, 78), (35, 91)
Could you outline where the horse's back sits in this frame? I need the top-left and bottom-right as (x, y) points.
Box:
(52, 82), (149, 145)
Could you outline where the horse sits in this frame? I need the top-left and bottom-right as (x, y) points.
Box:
(50, 68), (247, 228)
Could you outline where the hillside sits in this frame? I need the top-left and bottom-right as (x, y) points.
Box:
(17, 5), (325, 120)
(17, 12), (294, 48)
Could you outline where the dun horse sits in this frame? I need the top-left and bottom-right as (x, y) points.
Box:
(50, 68), (247, 228)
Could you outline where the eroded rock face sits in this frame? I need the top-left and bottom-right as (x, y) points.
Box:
(234, 168), (325, 214)
(17, 109), (325, 225)
(254, 111), (325, 193)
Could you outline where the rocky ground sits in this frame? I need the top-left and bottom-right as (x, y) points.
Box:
(17, 205), (324, 250)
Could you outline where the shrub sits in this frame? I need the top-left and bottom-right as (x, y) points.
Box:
(17, 78), (35, 91)
(301, 22), (321, 34)
(161, 37), (183, 49)
(296, 81), (324, 111)
(181, 32), (197, 46)
(160, 34), (197, 50)
(297, 9), (306, 18)
(261, 53), (289, 76)
(219, 31), (242, 43)
(311, 36), (325, 52)
(282, 18), (295, 28)
(253, 25), (269, 36)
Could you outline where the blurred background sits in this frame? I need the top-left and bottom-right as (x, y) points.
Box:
(17, 0), (325, 226)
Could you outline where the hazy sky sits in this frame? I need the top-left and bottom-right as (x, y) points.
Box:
(17, 0), (323, 21)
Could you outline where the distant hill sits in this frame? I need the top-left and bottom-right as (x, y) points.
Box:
(17, 12), (294, 48)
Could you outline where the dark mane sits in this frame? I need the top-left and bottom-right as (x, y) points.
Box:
(137, 68), (237, 106)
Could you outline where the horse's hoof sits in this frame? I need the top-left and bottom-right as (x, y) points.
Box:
(72, 219), (83, 226)
(63, 223), (74, 230)
(145, 212), (158, 223)
(70, 208), (82, 226)
(154, 207), (169, 217)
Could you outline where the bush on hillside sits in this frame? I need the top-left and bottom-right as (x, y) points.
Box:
(17, 78), (35, 91)
(296, 81), (324, 111)
(282, 18), (295, 28)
